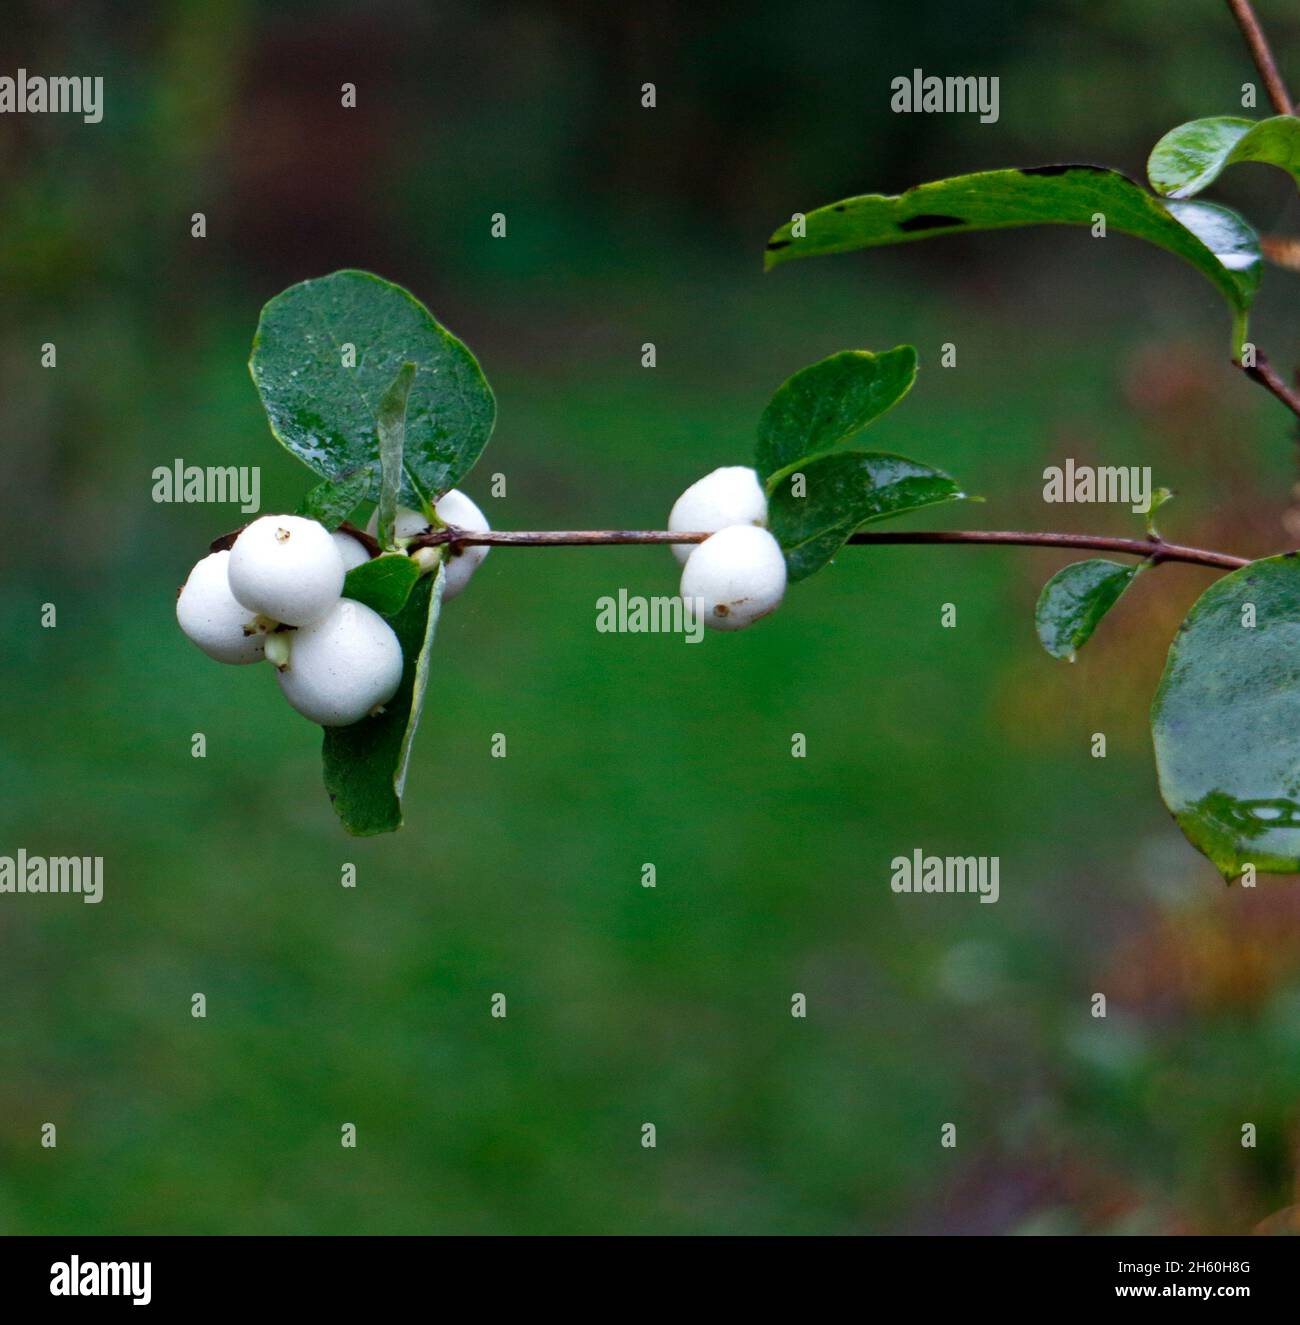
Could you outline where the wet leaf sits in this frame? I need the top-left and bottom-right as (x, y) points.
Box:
(767, 450), (965, 581)
(297, 467), (374, 530)
(764, 167), (1261, 327)
(1151, 554), (1300, 879)
(249, 270), (495, 506)
(755, 347), (916, 480)
(375, 361), (416, 549)
(1148, 115), (1300, 199)
(1035, 559), (1143, 661)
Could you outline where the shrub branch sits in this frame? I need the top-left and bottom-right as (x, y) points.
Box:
(1226, 0), (1293, 114)
(406, 525), (1250, 571)
(1222, 3), (1300, 418)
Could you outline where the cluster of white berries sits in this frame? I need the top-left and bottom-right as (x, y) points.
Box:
(668, 466), (786, 630)
(175, 490), (491, 726)
(178, 468), (781, 728)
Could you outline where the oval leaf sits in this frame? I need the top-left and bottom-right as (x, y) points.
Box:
(764, 167), (1261, 318)
(375, 361), (416, 549)
(1035, 558), (1142, 661)
(342, 552), (420, 618)
(1148, 115), (1300, 200)
(1164, 199), (1262, 284)
(297, 467), (374, 529)
(249, 270), (495, 505)
(1151, 554), (1300, 879)
(767, 450), (965, 582)
(323, 563), (446, 836)
(755, 347), (917, 480)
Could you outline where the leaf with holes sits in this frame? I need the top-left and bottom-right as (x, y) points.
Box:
(764, 168), (1261, 336)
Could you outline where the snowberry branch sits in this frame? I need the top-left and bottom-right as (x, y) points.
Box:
(1239, 349), (1300, 422)
(1221, 3), (1300, 420)
(1226, 0), (1293, 114)
(398, 524), (1250, 571)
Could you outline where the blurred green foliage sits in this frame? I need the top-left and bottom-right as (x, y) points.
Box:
(3, 0), (1300, 1234)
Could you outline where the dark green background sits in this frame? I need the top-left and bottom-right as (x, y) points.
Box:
(3, 0), (1300, 1234)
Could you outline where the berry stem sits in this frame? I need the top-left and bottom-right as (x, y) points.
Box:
(264, 631), (292, 671)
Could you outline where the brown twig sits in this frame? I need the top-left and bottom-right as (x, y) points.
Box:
(1240, 349), (1300, 420)
(408, 526), (1250, 571)
(338, 520), (382, 557)
(1222, 5), (1300, 417)
(1261, 234), (1300, 271)
(1226, 0), (1293, 114)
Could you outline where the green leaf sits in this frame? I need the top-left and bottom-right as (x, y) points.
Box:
(322, 563), (446, 836)
(767, 450), (965, 582)
(1145, 486), (1174, 538)
(1151, 554), (1300, 880)
(296, 467), (374, 529)
(394, 564), (444, 804)
(755, 347), (917, 481)
(341, 552), (420, 617)
(1035, 558), (1143, 661)
(249, 270), (495, 506)
(1148, 115), (1300, 200)
(763, 167), (1262, 322)
(375, 361), (416, 549)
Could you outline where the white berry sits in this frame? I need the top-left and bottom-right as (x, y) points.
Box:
(176, 551), (267, 664)
(331, 529), (371, 572)
(227, 515), (345, 626)
(680, 525), (787, 631)
(668, 466), (767, 566)
(366, 505), (433, 541)
(433, 489), (490, 601)
(276, 598), (404, 726)
(367, 492), (490, 602)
